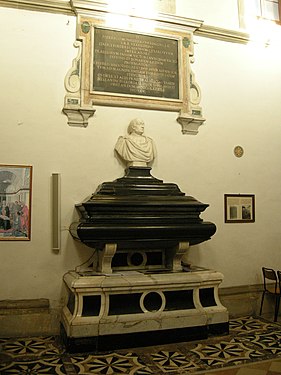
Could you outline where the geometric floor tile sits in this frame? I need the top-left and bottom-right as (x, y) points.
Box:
(70, 352), (148, 374)
(229, 316), (280, 335)
(150, 350), (202, 372)
(242, 330), (281, 355)
(0, 356), (67, 374)
(1, 316), (281, 374)
(191, 338), (266, 367)
(1, 336), (63, 357)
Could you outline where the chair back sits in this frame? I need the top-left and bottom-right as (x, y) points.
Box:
(277, 270), (281, 289)
(262, 267), (278, 293)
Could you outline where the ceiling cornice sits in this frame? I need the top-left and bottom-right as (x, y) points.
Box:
(195, 24), (249, 44)
(0, 0), (73, 15)
(0, 0), (250, 44)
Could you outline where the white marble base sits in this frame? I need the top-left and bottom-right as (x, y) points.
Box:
(62, 268), (228, 340)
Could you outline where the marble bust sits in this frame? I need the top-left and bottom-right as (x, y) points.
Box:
(115, 118), (156, 167)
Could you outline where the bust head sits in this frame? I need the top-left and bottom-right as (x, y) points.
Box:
(127, 118), (145, 136)
(115, 118), (156, 167)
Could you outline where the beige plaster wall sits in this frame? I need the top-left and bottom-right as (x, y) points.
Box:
(176, 0), (240, 29)
(1, 4), (281, 313)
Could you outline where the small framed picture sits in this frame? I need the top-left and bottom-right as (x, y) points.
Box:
(0, 164), (32, 240)
(224, 194), (255, 223)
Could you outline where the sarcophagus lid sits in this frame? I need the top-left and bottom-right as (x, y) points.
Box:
(70, 167), (216, 249)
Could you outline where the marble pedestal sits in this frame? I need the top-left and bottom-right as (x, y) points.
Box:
(61, 267), (229, 352)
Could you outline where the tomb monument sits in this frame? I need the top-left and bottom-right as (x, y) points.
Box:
(61, 119), (229, 352)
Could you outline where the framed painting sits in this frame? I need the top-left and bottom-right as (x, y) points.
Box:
(224, 194), (255, 223)
(0, 164), (32, 240)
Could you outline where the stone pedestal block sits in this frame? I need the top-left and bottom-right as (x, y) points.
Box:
(61, 268), (229, 352)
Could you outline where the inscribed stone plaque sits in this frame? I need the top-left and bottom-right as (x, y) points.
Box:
(93, 27), (179, 99)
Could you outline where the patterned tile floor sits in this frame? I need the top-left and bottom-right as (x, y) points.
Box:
(1, 316), (281, 374)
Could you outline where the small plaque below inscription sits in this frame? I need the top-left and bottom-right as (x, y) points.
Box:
(93, 27), (179, 100)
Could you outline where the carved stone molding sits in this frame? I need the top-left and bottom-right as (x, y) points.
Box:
(167, 241), (189, 271)
(64, 41), (82, 94)
(97, 243), (117, 274)
(62, 40), (96, 127)
(195, 24), (249, 44)
(177, 111), (206, 135)
(0, 0), (72, 14)
(176, 67), (206, 135)
(62, 107), (95, 127)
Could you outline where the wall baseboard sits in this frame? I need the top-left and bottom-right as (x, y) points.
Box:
(0, 299), (61, 338)
(219, 284), (264, 318)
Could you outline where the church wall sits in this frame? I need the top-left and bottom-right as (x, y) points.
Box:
(185, 35), (281, 283)
(176, 0), (240, 29)
(0, 2), (281, 330)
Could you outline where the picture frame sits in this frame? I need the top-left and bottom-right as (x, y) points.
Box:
(224, 194), (255, 223)
(0, 164), (32, 240)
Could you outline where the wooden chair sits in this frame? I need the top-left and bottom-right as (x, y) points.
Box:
(277, 271), (281, 321)
(260, 267), (280, 321)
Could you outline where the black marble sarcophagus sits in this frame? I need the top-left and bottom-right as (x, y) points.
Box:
(70, 167), (216, 253)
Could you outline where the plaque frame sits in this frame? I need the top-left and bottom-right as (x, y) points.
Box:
(90, 26), (182, 103)
(63, 10), (205, 134)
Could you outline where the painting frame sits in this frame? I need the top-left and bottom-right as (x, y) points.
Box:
(224, 194), (255, 223)
(0, 164), (32, 240)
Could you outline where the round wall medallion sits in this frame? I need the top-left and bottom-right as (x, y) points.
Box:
(182, 37), (191, 48)
(234, 145), (244, 158)
(81, 21), (90, 34)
